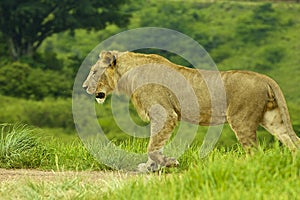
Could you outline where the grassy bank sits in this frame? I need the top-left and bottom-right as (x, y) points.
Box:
(0, 124), (299, 199)
(101, 145), (300, 200)
(0, 124), (104, 170)
(0, 142), (299, 199)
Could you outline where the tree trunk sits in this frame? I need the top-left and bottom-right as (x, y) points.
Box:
(7, 37), (34, 60)
(8, 38), (19, 61)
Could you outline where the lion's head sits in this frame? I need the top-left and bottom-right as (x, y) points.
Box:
(82, 51), (118, 104)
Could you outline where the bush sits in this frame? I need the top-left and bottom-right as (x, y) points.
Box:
(0, 62), (72, 100)
(254, 45), (285, 71)
(235, 3), (279, 44)
(0, 96), (75, 131)
(0, 62), (32, 97)
(24, 98), (74, 130)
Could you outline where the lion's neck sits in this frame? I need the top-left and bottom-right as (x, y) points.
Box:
(115, 52), (178, 77)
(114, 52), (192, 96)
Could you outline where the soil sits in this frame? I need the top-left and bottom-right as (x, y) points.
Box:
(0, 168), (142, 199)
(0, 168), (137, 183)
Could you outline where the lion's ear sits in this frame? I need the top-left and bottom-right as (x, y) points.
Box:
(99, 51), (107, 59)
(99, 51), (117, 68)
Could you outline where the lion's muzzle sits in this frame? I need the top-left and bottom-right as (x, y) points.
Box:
(96, 92), (106, 99)
(95, 92), (106, 104)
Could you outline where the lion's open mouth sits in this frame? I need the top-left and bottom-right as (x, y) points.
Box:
(96, 92), (106, 99)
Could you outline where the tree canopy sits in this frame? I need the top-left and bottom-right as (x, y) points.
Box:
(0, 0), (130, 60)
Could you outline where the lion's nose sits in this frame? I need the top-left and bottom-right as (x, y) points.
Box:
(96, 92), (106, 99)
(83, 86), (88, 90)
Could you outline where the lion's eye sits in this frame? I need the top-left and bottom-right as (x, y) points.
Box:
(92, 70), (97, 75)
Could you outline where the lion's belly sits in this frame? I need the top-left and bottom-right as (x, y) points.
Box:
(179, 70), (228, 126)
(180, 106), (227, 126)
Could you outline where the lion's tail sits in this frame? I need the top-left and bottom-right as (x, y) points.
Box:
(267, 78), (300, 151)
(267, 79), (291, 129)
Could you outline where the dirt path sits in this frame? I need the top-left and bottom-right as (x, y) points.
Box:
(0, 168), (141, 199)
(0, 168), (137, 183)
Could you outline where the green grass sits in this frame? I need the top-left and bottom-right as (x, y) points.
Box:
(1, 1), (300, 199)
(0, 123), (104, 170)
(0, 143), (299, 199)
(0, 124), (300, 199)
(101, 145), (300, 200)
(0, 123), (47, 168)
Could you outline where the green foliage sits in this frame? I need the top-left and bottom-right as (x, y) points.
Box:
(0, 0), (130, 60)
(0, 62), (72, 99)
(254, 45), (286, 71)
(24, 99), (74, 130)
(34, 52), (64, 71)
(236, 3), (279, 44)
(0, 96), (74, 130)
(0, 1), (300, 161)
(0, 62), (31, 97)
(0, 32), (9, 59)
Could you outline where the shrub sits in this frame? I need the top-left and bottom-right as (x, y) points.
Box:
(235, 3), (279, 44)
(0, 62), (32, 97)
(24, 98), (75, 130)
(254, 45), (285, 71)
(0, 62), (72, 100)
(0, 96), (75, 131)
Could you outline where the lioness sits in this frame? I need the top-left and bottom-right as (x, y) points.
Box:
(83, 50), (300, 171)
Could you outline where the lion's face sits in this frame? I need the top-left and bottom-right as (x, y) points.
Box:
(82, 51), (117, 104)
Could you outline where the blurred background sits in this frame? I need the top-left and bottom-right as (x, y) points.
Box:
(0, 0), (299, 146)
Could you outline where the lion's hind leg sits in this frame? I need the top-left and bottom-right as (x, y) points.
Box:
(227, 109), (260, 152)
(261, 108), (300, 152)
(228, 123), (258, 153)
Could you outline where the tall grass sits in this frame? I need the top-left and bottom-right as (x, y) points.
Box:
(0, 123), (105, 170)
(0, 123), (47, 168)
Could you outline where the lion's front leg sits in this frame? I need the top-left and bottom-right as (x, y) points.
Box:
(138, 106), (179, 172)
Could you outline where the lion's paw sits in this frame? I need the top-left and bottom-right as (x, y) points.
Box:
(137, 157), (179, 173)
(137, 160), (160, 173)
(164, 157), (179, 167)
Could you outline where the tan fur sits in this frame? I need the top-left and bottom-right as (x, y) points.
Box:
(83, 51), (300, 171)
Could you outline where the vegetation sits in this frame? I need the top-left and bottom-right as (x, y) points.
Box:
(0, 124), (45, 168)
(0, 124), (103, 170)
(0, 126), (299, 199)
(0, 0), (130, 60)
(101, 145), (300, 200)
(0, 1), (300, 199)
(0, 0), (299, 131)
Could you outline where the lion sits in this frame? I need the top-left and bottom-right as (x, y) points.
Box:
(83, 50), (300, 172)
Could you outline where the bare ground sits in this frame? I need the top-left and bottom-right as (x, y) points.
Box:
(0, 168), (142, 199)
(0, 169), (141, 199)
(0, 168), (137, 183)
